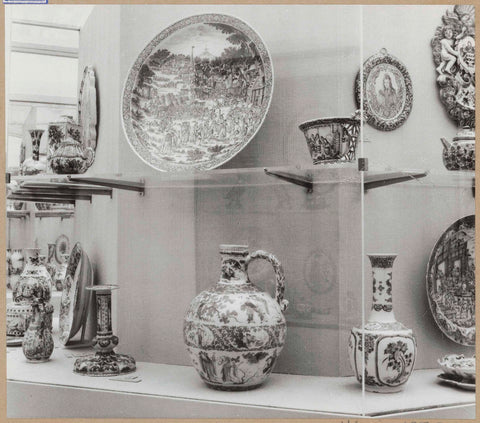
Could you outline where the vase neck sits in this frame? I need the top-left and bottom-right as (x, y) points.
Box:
(368, 255), (397, 323)
(219, 245), (249, 285)
(29, 130), (43, 161)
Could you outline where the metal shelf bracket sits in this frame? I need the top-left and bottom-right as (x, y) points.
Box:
(68, 176), (145, 195)
(264, 168), (313, 193)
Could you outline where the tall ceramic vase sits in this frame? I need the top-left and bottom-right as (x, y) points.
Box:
(21, 129), (47, 175)
(22, 301), (54, 362)
(7, 249), (52, 337)
(349, 254), (416, 393)
(184, 245), (288, 391)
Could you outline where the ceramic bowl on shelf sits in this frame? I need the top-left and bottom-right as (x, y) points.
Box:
(438, 354), (476, 381)
(299, 113), (361, 164)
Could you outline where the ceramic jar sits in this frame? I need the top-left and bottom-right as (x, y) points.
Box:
(54, 253), (69, 291)
(349, 254), (417, 393)
(7, 302), (34, 337)
(441, 127), (475, 171)
(22, 301), (54, 362)
(7, 249), (25, 291)
(184, 245), (288, 391)
(299, 112), (361, 164)
(21, 129), (47, 175)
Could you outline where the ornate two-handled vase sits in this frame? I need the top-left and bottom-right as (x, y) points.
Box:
(184, 245), (288, 391)
(349, 254), (416, 393)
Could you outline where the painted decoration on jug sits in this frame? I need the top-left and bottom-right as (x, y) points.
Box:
(184, 245), (287, 390)
(122, 14), (273, 172)
(355, 49), (413, 131)
(426, 215), (475, 346)
(432, 5), (475, 128)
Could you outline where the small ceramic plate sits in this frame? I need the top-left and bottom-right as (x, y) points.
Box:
(55, 234), (71, 265)
(7, 337), (23, 347)
(437, 373), (476, 391)
(59, 243), (83, 345)
(438, 354), (476, 381)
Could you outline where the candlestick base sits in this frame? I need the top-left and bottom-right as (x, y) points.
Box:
(73, 351), (136, 377)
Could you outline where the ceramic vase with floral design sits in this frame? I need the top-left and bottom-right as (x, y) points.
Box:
(7, 249), (52, 337)
(21, 129), (47, 175)
(22, 300), (54, 362)
(349, 254), (416, 393)
(184, 245), (288, 391)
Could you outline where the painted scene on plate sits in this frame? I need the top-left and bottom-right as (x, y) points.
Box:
(130, 20), (269, 167)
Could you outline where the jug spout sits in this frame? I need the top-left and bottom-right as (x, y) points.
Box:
(440, 137), (452, 150)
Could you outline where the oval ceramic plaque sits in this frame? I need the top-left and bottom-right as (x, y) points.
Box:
(355, 49), (413, 131)
(426, 215), (475, 346)
(122, 14), (273, 172)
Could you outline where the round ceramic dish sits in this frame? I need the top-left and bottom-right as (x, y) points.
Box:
(59, 243), (93, 345)
(122, 13), (273, 172)
(438, 354), (476, 381)
(426, 215), (475, 346)
(437, 373), (475, 391)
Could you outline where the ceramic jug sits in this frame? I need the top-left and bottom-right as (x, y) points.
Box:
(22, 301), (54, 362)
(348, 254), (417, 393)
(440, 127), (475, 171)
(50, 135), (94, 174)
(184, 244), (288, 391)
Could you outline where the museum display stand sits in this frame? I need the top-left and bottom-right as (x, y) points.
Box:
(5, 4), (476, 419)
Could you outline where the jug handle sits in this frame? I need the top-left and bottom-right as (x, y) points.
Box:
(246, 250), (288, 313)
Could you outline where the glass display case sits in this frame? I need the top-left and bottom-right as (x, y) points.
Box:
(5, 3), (476, 419)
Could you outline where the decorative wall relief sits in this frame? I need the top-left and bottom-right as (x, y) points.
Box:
(432, 5), (475, 171)
(355, 49), (413, 131)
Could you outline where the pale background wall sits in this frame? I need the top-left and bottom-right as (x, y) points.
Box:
(44, 4), (473, 377)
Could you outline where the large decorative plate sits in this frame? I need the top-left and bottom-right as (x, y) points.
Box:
(55, 234), (70, 265)
(59, 243), (93, 345)
(78, 65), (98, 151)
(122, 14), (273, 172)
(355, 48), (413, 131)
(426, 215), (475, 346)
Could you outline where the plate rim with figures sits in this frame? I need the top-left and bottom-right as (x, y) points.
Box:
(426, 215), (475, 346)
(121, 13), (274, 172)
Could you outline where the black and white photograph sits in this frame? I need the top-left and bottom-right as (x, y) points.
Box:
(4, 2), (476, 420)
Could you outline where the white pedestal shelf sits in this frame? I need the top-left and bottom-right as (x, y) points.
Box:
(7, 348), (475, 419)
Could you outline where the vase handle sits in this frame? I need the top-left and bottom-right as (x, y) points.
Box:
(246, 250), (288, 313)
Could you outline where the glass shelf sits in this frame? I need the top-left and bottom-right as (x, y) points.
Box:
(7, 165), (452, 191)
